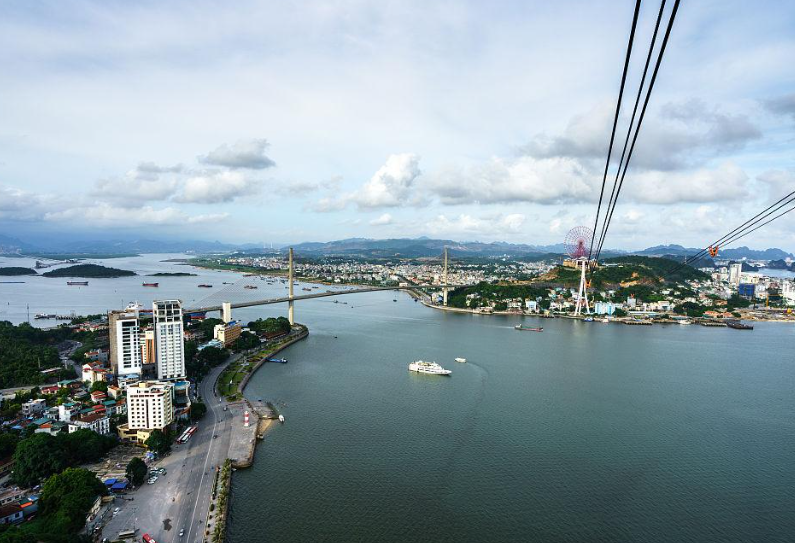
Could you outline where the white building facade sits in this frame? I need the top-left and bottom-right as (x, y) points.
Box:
(154, 300), (186, 380)
(109, 310), (142, 376)
(126, 381), (175, 430)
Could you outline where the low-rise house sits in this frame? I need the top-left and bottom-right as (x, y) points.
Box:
(58, 402), (80, 422)
(34, 421), (67, 436)
(90, 391), (107, 404)
(107, 385), (123, 400)
(0, 503), (23, 525)
(21, 399), (46, 417)
(39, 385), (59, 396)
(82, 364), (108, 385)
(68, 412), (110, 435)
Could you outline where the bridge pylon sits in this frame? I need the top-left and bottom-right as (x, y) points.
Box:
(288, 247), (295, 325)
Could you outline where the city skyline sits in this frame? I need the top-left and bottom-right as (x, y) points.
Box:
(1, 1), (794, 248)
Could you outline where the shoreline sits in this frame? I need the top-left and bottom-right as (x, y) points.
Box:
(220, 325), (309, 470)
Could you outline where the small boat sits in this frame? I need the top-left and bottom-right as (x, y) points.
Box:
(142, 282), (159, 287)
(408, 360), (452, 375)
(583, 317), (594, 322)
(514, 325), (543, 332)
(244, 285), (258, 289)
(198, 284), (213, 288)
(455, 357), (466, 363)
(267, 358), (288, 364)
(726, 320), (753, 330)
(278, 414), (285, 423)
(67, 281), (88, 286)
(601, 318), (609, 323)
(678, 320), (692, 325)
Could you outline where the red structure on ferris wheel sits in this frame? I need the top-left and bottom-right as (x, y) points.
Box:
(564, 226), (593, 316)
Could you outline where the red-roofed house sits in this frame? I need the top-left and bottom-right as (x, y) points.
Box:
(90, 391), (107, 403)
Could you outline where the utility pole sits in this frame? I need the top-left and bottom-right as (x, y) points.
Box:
(442, 247), (449, 307)
(288, 248), (295, 325)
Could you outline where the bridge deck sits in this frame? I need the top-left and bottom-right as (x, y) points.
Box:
(186, 285), (444, 313)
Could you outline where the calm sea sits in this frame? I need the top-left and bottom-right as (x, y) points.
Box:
(3, 255), (793, 541)
(230, 297), (795, 543)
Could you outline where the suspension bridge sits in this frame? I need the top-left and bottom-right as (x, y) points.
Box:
(184, 247), (458, 324)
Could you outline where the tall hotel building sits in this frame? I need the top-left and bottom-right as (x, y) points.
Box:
(127, 381), (175, 430)
(109, 309), (142, 376)
(154, 300), (186, 380)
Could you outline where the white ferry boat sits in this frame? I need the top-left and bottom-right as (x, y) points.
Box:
(408, 360), (452, 375)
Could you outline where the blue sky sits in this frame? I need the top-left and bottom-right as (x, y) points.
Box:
(1, 0), (794, 250)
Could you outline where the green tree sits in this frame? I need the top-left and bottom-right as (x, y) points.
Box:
(90, 381), (108, 393)
(61, 429), (116, 465)
(0, 433), (19, 458)
(40, 468), (107, 533)
(145, 429), (171, 455)
(190, 401), (207, 422)
(126, 457), (148, 487)
(11, 433), (67, 487)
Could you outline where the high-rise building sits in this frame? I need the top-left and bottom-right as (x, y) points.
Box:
(126, 381), (175, 430)
(140, 328), (156, 377)
(729, 263), (743, 286)
(153, 300), (186, 380)
(109, 309), (142, 376)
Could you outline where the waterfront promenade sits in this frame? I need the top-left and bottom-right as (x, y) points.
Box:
(100, 327), (307, 543)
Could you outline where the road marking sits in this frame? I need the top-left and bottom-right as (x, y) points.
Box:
(184, 367), (224, 543)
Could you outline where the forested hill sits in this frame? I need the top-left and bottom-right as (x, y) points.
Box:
(0, 322), (73, 388)
(42, 264), (136, 278)
(543, 256), (708, 288)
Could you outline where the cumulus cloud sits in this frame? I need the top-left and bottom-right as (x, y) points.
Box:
(313, 154), (422, 211)
(521, 100), (761, 171)
(351, 153), (421, 209)
(369, 213), (394, 226)
(757, 169), (795, 195)
(175, 170), (262, 204)
(93, 175), (179, 207)
(622, 162), (749, 204)
(763, 93), (795, 120)
(429, 156), (596, 205)
(199, 139), (276, 169)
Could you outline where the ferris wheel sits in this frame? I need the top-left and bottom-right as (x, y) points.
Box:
(564, 226), (593, 260)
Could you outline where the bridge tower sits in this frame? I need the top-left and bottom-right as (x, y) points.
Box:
(442, 247), (449, 307)
(288, 247), (295, 325)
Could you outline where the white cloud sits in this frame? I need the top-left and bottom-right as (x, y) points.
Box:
(93, 175), (179, 207)
(369, 213), (394, 226)
(757, 169), (795, 195)
(429, 155), (596, 205)
(351, 153), (421, 209)
(199, 139), (276, 170)
(43, 203), (228, 227)
(623, 162), (748, 204)
(175, 170), (262, 204)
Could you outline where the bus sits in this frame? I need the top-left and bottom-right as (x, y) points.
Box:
(176, 425), (198, 444)
(117, 529), (136, 539)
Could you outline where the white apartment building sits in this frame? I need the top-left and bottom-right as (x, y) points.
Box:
(109, 309), (142, 376)
(154, 300), (186, 380)
(127, 381), (175, 430)
(68, 412), (110, 435)
(729, 263), (743, 286)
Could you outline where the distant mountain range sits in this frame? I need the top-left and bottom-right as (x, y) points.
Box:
(1, 234), (792, 262)
(636, 244), (794, 261)
(0, 234), (264, 256)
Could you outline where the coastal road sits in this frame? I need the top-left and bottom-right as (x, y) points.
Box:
(100, 356), (241, 543)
